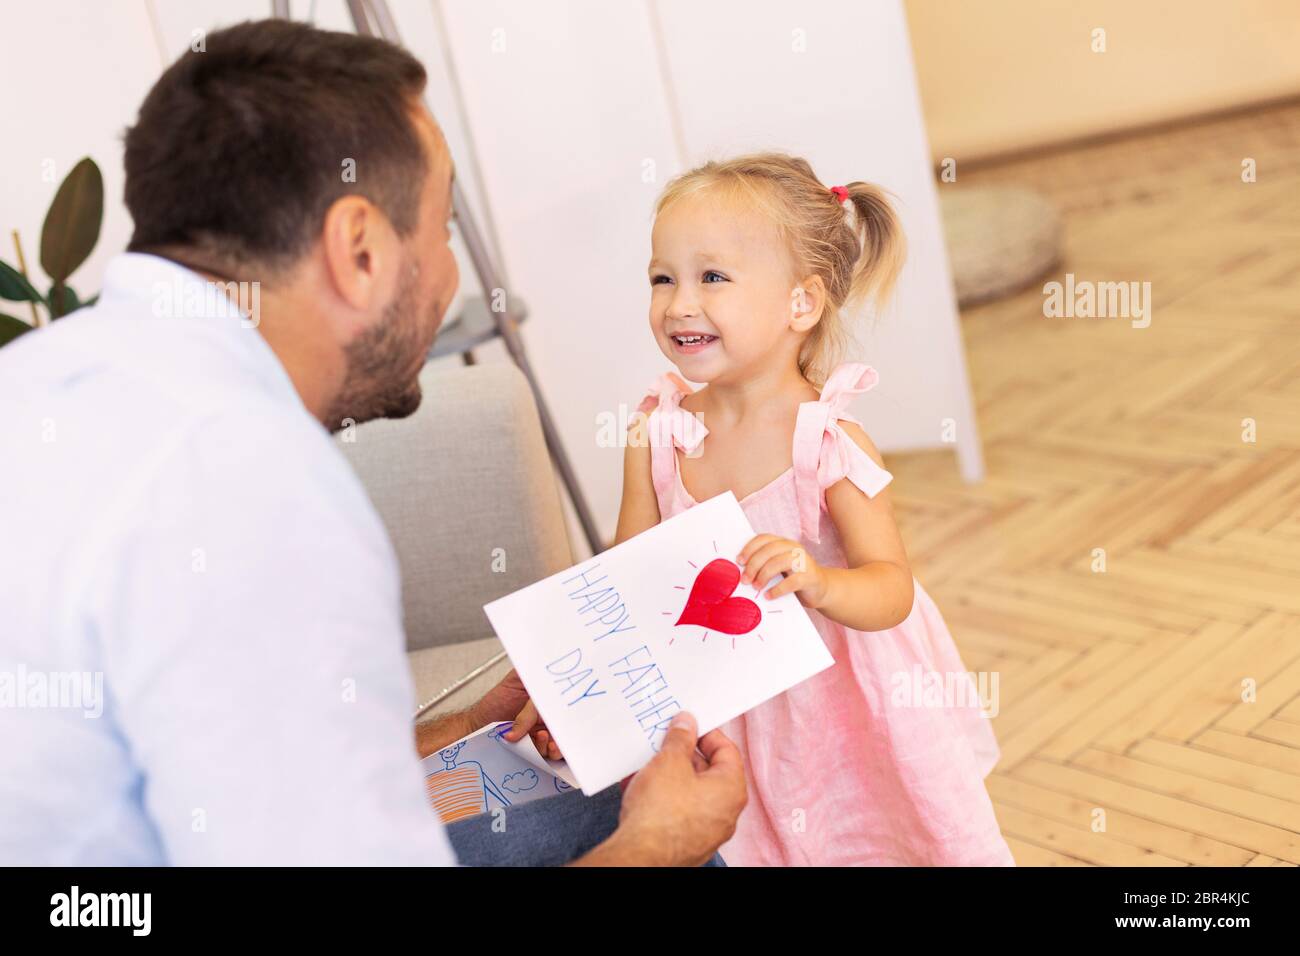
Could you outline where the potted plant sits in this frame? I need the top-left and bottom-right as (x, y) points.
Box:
(0, 157), (104, 347)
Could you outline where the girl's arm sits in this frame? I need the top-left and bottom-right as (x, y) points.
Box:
(613, 417), (662, 545)
(739, 420), (914, 632)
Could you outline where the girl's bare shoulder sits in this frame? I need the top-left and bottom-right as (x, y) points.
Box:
(835, 419), (887, 469)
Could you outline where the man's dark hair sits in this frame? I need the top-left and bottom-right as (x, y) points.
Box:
(124, 19), (428, 272)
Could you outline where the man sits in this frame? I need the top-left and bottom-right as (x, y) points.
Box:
(0, 19), (744, 865)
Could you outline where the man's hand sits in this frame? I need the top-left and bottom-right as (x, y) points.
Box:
(415, 668), (533, 758)
(502, 698), (563, 760)
(471, 668), (531, 725)
(475, 670), (562, 759)
(573, 712), (746, 866)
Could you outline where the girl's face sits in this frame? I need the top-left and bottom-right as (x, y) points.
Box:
(648, 191), (804, 384)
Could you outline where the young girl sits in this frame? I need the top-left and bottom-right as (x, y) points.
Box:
(619, 153), (1011, 866)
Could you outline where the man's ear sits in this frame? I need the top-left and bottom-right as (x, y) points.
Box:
(789, 275), (827, 333)
(319, 195), (399, 315)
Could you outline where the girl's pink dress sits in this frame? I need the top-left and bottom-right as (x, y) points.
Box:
(638, 362), (1014, 866)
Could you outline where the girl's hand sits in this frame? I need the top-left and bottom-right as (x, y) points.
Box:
(737, 534), (830, 608)
(503, 698), (563, 761)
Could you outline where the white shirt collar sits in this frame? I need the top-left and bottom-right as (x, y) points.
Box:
(98, 252), (305, 412)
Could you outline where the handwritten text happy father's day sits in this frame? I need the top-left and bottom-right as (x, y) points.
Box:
(546, 561), (681, 753)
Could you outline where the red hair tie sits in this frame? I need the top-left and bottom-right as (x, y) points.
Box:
(829, 185), (849, 203)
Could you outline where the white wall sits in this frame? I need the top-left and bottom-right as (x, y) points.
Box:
(0, 0), (498, 327)
(1, 0), (981, 546)
(0, 1), (160, 313)
(906, 0), (1300, 162)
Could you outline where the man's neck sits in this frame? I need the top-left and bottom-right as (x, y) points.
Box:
(255, 313), (345, 428)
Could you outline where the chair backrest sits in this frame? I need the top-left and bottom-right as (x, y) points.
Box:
(336, 361), (574, 652)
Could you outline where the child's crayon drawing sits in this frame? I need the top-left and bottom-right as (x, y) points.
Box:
(421, 722), (577, 824)
(423, 741), (510, 823)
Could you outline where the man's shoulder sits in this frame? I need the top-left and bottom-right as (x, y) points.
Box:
(127, 389), (373, 548)
(1, 316), (329, 483)
(160, 399), (368, 521)
(77, 394), (398, 636)
(0, 309), (382, 581)
(0, 303), (278, 412)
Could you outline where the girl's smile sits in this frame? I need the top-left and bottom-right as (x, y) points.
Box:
(669, 331), (720, 354)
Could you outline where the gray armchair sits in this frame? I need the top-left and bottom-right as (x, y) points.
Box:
(335, 360), (575, 719)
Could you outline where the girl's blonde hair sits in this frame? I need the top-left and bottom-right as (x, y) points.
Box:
(654, 152), (906, 386)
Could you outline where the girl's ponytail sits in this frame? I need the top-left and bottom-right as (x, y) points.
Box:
(842, 181), (906, 314)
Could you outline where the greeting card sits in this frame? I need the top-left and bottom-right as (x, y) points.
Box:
(483, 491), (834, 794)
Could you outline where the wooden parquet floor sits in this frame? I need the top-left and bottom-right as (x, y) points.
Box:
(888, 102), (1300, 866)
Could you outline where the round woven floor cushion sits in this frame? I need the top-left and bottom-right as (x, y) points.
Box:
(939, 186), (1063, 309)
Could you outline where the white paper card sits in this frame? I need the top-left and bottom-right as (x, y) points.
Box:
(483, 491), (834, 794)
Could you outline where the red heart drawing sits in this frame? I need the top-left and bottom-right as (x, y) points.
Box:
(675, 558), (761, 635)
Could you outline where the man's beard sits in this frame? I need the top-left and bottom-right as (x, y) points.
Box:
(324, 264), (434, 432)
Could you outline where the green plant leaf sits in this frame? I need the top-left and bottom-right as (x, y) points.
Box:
(0, 312), (35, 347)
(48, 282), (81, 319)
(0, 259), (44, 303)
(40, 157), (104, 285)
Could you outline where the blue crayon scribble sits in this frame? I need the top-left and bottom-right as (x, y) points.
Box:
(502, 769), (540, 794)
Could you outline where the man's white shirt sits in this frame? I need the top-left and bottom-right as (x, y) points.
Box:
(0, 253), (456, 865)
